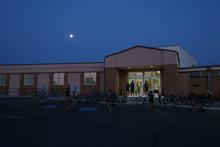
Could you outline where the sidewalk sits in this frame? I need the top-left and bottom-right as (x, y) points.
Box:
(160, 103), (220, 111)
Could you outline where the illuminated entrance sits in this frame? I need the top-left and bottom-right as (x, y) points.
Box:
(128, 71), (161, 96)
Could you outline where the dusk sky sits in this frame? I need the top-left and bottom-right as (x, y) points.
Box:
(0, 0), (220, 65)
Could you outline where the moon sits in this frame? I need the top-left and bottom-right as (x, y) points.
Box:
(69, 34), (74, 38)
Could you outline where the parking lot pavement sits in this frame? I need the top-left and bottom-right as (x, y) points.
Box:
(0, 97), (220, 147)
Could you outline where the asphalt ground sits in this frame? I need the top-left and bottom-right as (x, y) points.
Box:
(0, 97), (220, 147)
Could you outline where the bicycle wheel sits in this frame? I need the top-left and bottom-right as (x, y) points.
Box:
(136, 98), (143, 104)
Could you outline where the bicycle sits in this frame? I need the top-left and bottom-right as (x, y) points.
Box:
(32, 89), (48, 99)
(161, 96), (178, 111)
(121, 94), (148, 105)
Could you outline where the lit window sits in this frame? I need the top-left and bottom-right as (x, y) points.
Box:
(0, 74), (6, 86)
(24, 74), (34, 86)
(84, 72), (96, 85)
(53, 73), (64, 86)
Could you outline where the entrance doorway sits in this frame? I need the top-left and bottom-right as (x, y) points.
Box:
(128, 71), (161, 96)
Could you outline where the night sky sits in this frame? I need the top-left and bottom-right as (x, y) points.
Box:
(0, 0), (220, 65)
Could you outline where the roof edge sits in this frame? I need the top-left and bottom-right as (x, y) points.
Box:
(180, 64), (220, 70)
(105, 45), (179, 58)
(0, 61), (104, 66)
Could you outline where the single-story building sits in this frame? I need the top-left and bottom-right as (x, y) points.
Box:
(0, 45), (219, 98)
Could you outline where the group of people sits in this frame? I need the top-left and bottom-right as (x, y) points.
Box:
(125, 80), (149, 97)
(125, 80), (155, 108)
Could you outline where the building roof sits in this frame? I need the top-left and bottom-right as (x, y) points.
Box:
(105, 45), (179, 57)
(105, 45), (180, 66)
(179, 64), (220, 72)
(0, 61), (104, 66)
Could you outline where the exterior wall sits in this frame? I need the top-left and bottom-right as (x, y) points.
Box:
(99, 72), (105, 92)
(105, 68), (119, 93)
(179, 70), (220, 99)
(161, 65), (178, 96)
(67, 73), (81, 93)
(37, 73), (50, 89)
(178, 72), (190, 97)
(119, 70), (128, 95)
(189, 77), (208, 95)
(159, 45), (197, 67)
(0, 74), (9, 95)
(105, 47), (178, 68)
(211, 77), (220, 98)
(8, 74), (20, 96)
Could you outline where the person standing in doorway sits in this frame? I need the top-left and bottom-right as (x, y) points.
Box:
(130, 80), (135, 97)
(143, 80), (148, 97)
(136, 81), (141, 97)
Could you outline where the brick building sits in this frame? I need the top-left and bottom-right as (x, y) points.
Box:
(0, 45), (219, 98)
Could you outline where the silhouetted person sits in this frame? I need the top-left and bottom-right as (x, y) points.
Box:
(143, 80), (148, 97)
(65, 84), (71, 104)
(125, 82), (130, 97)
(130, 80), (135, 97)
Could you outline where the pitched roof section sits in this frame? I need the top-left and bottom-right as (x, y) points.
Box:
(105, 45), (180, 59)
(105, 45), (180, 68)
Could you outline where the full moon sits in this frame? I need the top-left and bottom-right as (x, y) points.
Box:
(69, 34), (74, 38)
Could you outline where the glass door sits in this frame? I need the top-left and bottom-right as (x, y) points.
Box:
(128, 72), (143, 97)
(144, 71), (161, 94)
(128, 71), (161, 96)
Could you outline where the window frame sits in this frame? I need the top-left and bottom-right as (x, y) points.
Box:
(23, 73), (35, 86)
(84, 72), (97, 86)
(53, 73), (65, 86)
(0, 74), (6, 86)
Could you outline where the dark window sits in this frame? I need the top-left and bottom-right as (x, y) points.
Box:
(0, 74), (6, 86)
(24, 74), (34, 86)
(84, 72), (96, 85)
(190, 71), (207, 78)
(210, 70), (220, 77)
(53, 73), (64, 86)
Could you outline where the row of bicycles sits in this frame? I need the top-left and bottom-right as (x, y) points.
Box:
(33, 88), (215, 112)
(69, 90), (118, 105)
(120, 93), (215, 111)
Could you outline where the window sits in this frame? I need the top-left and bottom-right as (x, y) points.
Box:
(24, 74), (34, 86)
(210, 71), (220, 77)
(190, 71), (207, 78)
(0, 74), (6, 86)
(191, 71), (220, 78)
(84, 72), (96, 85)
(53, 73), (64, 86)
(200, 71), (208, 77)
(190, 72), (200, 78)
